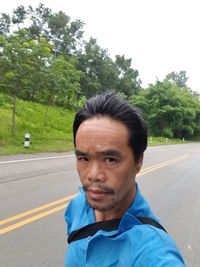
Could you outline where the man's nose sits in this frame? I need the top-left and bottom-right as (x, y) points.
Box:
(87, 160), (105, 182)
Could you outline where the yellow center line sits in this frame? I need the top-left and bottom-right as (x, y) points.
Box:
(0, 194), (76, 226)
(138, 155), (188, 176)
(0, 204), (68, 235)
(0, 155), (189, 235)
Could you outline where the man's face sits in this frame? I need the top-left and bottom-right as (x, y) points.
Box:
(75, 117), (143, 216)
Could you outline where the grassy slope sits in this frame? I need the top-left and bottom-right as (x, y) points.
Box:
(0, 93), (189, 155)
(0, 93), (74, 155)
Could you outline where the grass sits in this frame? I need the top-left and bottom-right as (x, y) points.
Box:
(0, 93), (74, 155)
(148, 136), (187, 146)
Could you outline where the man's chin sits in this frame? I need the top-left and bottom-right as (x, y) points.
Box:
(87, 199), (115, 212)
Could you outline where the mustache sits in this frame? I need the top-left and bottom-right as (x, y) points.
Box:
(82, 184), (114, 195)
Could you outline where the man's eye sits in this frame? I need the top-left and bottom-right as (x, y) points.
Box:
(77, 156), (89, 162)
(104, 157), (118, 163)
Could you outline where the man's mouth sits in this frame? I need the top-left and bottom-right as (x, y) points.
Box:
(84, 185), (113, 194)
(90, 188), (107, 194)
(84, 186), (113, 200)
(87, 189), (108, 199)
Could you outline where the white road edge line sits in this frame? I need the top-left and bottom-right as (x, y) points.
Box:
(0, 154), (75, 164)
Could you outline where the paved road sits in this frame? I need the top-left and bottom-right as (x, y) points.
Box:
(0, 143), (200, 266)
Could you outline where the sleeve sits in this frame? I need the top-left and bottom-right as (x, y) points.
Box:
(137, 246), (187, 267)
(130, 225), (187, 267)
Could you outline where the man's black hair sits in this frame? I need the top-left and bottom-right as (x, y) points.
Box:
(73, 91), (147, 161)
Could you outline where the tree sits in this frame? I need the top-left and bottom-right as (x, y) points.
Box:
(0, 13), (11, 35)
(48, 11), (84, 57)
(77, 39), (142, 98)
(12, 5), (27, 25)
(130, 80), (200, 138)
(0, 31), (52, 135)
(0, 3), (142, 105)
(165, 70), (188, 88)
(77, 38), (117, 98)
(39, 55), (82, 126)
(114, 55), (141, 97)
(0, 3), (85, 57)
(45, 56), (82, 107)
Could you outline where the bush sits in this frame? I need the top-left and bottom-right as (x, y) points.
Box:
(163, 127), (173, 138)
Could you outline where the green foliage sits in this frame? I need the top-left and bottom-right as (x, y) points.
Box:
(1, 2), (200, 143)
(165, 70), (188, 88)
(41, 55), (82, 109)
(114, 55), (141, 97)
(77, 38), (116, 97)
(130, 79), (200, 138)
(0, 3), (142, 113)
(76, 38), (141, 98)
(0, 3), (142, 132)
(163, 128), (173, 138)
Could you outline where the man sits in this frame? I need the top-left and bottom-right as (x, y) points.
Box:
(65, 91), (186, 266)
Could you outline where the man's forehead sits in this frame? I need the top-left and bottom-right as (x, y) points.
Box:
(77, 117), (128, 134)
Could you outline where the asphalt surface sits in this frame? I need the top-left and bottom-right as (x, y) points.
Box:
(0, 143), (200, 266)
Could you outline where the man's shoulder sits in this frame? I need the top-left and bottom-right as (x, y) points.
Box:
(128, 223), (172, 246)
(124, 224), (185, 265)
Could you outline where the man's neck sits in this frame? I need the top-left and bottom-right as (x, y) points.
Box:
(94, 209), (121, 222)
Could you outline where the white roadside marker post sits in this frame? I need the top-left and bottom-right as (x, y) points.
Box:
(24, 133), (31, 148)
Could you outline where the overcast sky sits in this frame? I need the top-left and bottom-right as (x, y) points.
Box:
(1, 0), (200, 92)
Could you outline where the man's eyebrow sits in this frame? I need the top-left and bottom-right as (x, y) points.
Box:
(75, 150), (89, 157)
(75, 149), (123, 158)
(98, 150), (123, 157)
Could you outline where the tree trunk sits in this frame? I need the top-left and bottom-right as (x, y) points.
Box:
(43, 95), (52, 128)
(44, 103), (49, 127)
(11, 94), (16, 136)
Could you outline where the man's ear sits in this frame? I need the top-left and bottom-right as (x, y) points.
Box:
(136, 154), (144, 173)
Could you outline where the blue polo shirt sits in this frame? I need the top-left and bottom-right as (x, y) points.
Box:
(65, 184), (186, 266)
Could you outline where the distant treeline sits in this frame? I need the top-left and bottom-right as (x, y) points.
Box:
(0, 3), (200, 138)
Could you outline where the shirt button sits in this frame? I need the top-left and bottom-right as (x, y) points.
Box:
(87, 236), (92, 241)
